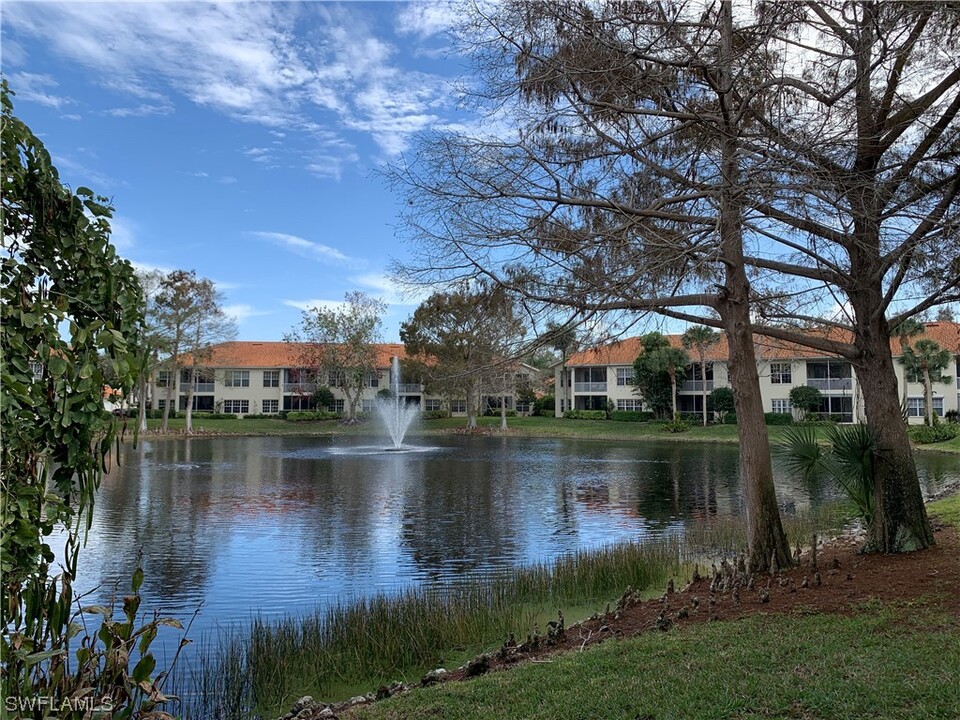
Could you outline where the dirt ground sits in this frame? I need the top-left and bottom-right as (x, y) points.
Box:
(444, 520), (960, 680)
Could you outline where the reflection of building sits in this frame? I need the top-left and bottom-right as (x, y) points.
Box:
(554, 322), (960, 423)
(149, 342), (537, 417)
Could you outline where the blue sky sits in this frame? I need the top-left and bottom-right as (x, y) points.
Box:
(2, 1), (471, 341)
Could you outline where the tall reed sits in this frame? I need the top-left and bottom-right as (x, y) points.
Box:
(175, 507), (849, 719)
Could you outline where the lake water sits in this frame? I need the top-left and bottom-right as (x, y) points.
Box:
(63, 434), (957, 649)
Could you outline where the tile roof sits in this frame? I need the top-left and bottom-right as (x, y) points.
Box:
(563, 322), (960, 367)
(183, 341), (409, 369)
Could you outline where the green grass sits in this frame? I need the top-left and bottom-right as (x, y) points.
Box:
(351, 609), (960, 720)
(928, 493), (960, 527)
(145, 414), (745, 442)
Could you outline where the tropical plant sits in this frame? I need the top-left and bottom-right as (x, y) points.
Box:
(633, 333), (689, 419)
(682, 326), (720, 426)
(892, 318), (926, 409)
(779, 424), (876, 526)
(899, 339), (953, 426)
(312, 386), (336, 411)
(708, 386), (735, 423)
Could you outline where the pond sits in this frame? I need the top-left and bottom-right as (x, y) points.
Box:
(64, 434), (957, 654)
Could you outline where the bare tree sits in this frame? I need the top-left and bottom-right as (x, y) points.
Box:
(152, 270), (236, 433)
(286, 292), (387, 422)
(389, 0), (958, 558)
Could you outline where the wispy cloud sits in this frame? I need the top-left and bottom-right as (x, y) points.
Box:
(283, 298), (348, 313)
(9, 71), (71, 109)
(395, 2), (461, 40)
(350, 272), (427, 306)
(249, 231), (363, 268)
(3, 2), (462, 167)
(223, 304), (271, 323)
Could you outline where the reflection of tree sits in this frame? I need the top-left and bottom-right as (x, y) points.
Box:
(399, 451), (520, 577)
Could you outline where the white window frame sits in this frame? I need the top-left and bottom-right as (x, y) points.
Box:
(771, 399), (791, 414)
(425, 399), (442, 411)
(907, 397), (944, 418)
(615, 367), (634, 386)
(262, 399), (279, 414)
(263, 370), (280, 388)
(770, 363), (792, 384)
(616, 399), (643, 411)
(450, 399), (467, 413)
(225, 370), (250, 388)
(223, 399), (250, 414)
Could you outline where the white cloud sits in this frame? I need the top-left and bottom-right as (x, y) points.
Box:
(9, 71), (71, 109)
(222, 304), (271, 323)
(248, 231), (363, 267)
(283, 299), (348, 313)
(108, 216), (137, 252)
(61, 113), (82, 121)
(130, 260), (175, 276)
(218, 175), (238, 185)
(350, 272), (427, 306)
(3, 2), (462, 166)
(395, 2), (461, 40)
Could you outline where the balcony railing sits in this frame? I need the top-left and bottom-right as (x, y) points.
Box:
(180, 382), (215, 393)
(283, 382), (317, 393)
(681, 380), (714, 392)
(806, 377), (852, 391)
(396, 383), (422, 394)
(574, 382), (608, 393)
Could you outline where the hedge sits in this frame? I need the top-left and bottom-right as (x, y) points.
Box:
(421, 410), (451, 420)
(287, 411), (343, 421)
(764, 412), (794, 426)
(909, 423), (960, 444)
(563, 410), (607, 420)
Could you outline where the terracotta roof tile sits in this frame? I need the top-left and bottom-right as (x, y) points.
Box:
(183, 341), (409, 369)
(564, 322), (960, 367)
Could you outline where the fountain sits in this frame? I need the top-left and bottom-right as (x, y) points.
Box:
(376, 357), (419, 450)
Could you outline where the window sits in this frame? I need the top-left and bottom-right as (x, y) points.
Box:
(451, 399), (467, 413)
(907, 397), (944, 418)
(425, 399), (442, 411)
(362, 399), (375, 413)
(615, 367), (634, 386)
(617, 399), (643, 411)
(156, 399), (166, 411)
(770, 363), (792, 384)
(263, 370), (279, 387)
(332, 399), (345, 413)
(771, 399), (791, 414)
(283, 395), (315, 411)
(225, 370), (250, 387)
(222, 400), (249, 414)
(157, 370), (172, 387)
(364, 372), (380, 388)
(262, 399), (279, 414)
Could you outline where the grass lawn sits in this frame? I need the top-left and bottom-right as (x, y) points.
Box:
(350, 609), (960, 720)
(145, 414), (743, 442)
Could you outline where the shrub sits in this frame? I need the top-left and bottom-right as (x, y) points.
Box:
(421, 409), (451, 420)
(789, 385), (823, 417)
(533, 394), (555, 416)
(286, 411), (342, 421)
(679, 412), (701, 425)
(610, 410), (653, 422)
(661, 416), (691, 433)
(909, 423), (960, 444)
(723, 412), (738, 425)
(563, 410), (607, 420)
(945, 409), (959, 424)
(484, 407), (517, 417)
(195, 412), (238, 419)
(708, 386), (735, 419)
(242, 414), (284, 420)
(765, 412), (794, 426)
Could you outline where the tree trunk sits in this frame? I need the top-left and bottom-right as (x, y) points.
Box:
(500, 391), (507, 430)
(138, 372), (148, 434)
(923, 370), (933, 426)
(700, 353), (708, 426)
(717, 0), (791, 573)
(185, 366), (195, 434)
(466, 378), (478, 429)
(855, 328), (934, 552)
(670, 369), (678, 418)
(160, 370), (173, 432)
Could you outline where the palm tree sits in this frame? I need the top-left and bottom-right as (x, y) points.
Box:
(648, 345), (691, 419)
(682, 325), (721, 426)
(892, 318), (925, 411)
(899, 339), (953, 425)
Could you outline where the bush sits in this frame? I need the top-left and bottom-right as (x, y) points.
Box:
(909, 423), (960, 444)
(484, 407), (517, 417)
(533, 394), (555, 416)
(287, 411), (342, 421)
(242, 413), (284, 420)
(661, 416), (691, 433)
(945, 409), (959, 424)
(196, 412), (238, 419)
(679, 412), (701, 425)
(563, 410), (607, 420)
(765, 412), (794, 426)
(421, 409), (451, 420)
(610, 410), (653, 422)
(723, 412), (738, 425)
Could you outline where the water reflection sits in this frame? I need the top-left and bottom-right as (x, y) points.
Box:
(60, 435), (957, 651)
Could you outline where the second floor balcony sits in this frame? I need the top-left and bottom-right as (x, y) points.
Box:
(806, 377), (852, 391)
(396, 383), (422, 394)
(681, 380), (714, 392)
(574, 382), (608, 393)
(180, 382), (215, 393)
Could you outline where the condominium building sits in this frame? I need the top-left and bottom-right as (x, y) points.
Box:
(149, 341), (535, 416)
(553, 322), (960, 423)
